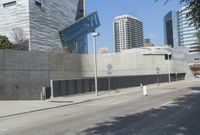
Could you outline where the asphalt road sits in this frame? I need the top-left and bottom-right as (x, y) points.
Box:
(0, 80), (200, 135)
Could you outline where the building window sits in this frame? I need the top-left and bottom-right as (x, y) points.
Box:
(3, 1), (16, 8)
(165, 54), (172, 60)
(35, 1), (41, 7)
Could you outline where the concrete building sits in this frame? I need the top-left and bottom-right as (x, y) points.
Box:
(164, 11), (179, 48)
(0, 49), (191, 100)
(172, 46), (200, 76)
(0, 0), (99, 53)
(98, 48), (109, 54)
(113, 15), (143, 52)
(173, 46), (200, 64)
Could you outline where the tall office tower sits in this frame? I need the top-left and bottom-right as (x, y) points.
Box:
(0, 0), (99, 53)
(177, 6), (199, 53)
(113, 15), (143, 52)
(163, 11), (179, 48)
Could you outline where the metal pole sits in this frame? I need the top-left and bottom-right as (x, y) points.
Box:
(75, 41), (78, 53)
(83, 0), (86, 16)
(41, 87), (46, 100)
(93, 35), (98, 96)
(168, 53), (171, 83)
(50, 80), (54, 99)
(157, 72), (159, 86)
(108, 76), (110, 95)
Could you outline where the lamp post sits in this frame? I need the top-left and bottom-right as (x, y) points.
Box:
(168, 53), (171, 83)
(92, 32), (100, 96)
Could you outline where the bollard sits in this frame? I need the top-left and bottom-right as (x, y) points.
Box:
(143, 86), (148, 96)
(50, 80), (54, 99)
(41, 87), (46, 100)
(140, 83), (143, 88)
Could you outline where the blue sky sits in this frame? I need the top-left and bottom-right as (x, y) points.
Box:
(86, 0), (184, 53)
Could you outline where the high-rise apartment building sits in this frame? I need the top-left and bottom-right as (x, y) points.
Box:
(0, 0), (100, 53)
(113, 15), (143, 52)
(163, 11), (179, 48)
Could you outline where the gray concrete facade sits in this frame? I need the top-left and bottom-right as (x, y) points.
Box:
(0, 0), (30, 43)
(0, 0), (80, 52)
(29, 0), (79, 52)
(0, 50), (190, 100)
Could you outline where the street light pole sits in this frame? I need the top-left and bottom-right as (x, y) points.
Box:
(92, 32), (100, 96)
(83, 0), (86, 16)
(168, 53), (171, 83)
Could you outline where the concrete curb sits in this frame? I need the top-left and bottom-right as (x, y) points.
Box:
(0, 79), (198, 119)
(0, 98), (101, 119)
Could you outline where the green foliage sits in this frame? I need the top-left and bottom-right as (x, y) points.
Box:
(191, 66), (200, 72)
(0, 35), (13, 49)
(156, 0), (200, 28)
(182, 0), (200, 28)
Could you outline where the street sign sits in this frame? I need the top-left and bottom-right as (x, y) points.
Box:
(156, 67), (160, 74)
(106, 63), (113, 75)
(106, 63), (113, 95)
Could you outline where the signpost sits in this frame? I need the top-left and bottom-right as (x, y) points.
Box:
(106, 64), (113, 95)
(168, 53), (171, 83)
(156, 67), (160, 86)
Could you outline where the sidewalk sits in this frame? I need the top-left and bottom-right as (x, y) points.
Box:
(0, 79), (198, 118)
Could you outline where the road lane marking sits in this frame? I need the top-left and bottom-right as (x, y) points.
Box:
(160, 101), (174, 107)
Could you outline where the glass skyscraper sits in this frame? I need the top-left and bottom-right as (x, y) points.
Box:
(164, 6), (199, 53)
(163, 11), (179, 48)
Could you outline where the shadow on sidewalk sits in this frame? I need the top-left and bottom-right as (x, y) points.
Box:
(82, 87), (200, 135)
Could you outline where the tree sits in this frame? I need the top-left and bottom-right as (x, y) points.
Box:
(183, 0), (200, 28)
(10, 27), (28, 51)
(156, 0), (200, 28)
(0, 35), (13, 49)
